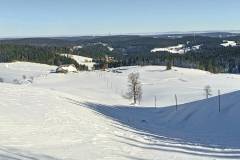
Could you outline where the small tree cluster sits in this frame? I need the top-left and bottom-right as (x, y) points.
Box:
(204, 85), (212, 99)
(166, 61), (172, 70)
(166, 54), (173, 70)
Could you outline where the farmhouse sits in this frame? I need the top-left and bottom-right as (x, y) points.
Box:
(56, 64), (77, 73)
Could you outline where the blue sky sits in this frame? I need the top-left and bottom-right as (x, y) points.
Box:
(0, 0), (239, 37)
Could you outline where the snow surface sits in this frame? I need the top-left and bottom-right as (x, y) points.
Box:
(221, 40), (237, 47)
(61, 54), (96, 70)
(192, 44), (202, 50)
(72, 45), (83, 50)
(0, 62), (56, 84)
(1, 62), (240, 159)
(94, 42), (114, 51)
(107, 46), (114, 51)
(151, 44), (201, 54)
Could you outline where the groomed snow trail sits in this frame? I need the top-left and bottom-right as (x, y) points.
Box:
(0, 83), (219, 160)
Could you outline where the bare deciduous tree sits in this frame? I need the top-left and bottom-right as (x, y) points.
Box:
(204, 85), (212, 99)
(22, 75), (26, 80)
(126, 73), (142, 104)
(29, 76), (34, 83)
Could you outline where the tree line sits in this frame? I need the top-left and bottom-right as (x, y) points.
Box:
(96, 46), (240, 74)
(0, 44), (88, 70)
(1, 42), (240, 74)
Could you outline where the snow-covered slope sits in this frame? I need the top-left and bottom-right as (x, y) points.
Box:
(151, 44), (186, 54)
(34, 65), (240, 107)
(0, 83), (143, 160)
(72, 45), (83, 50)
(94, 42), (114, 51)
(1, 83), (240, 160)
(61, 54), (96, 70)
(0, 62), (56, 84)
(1, 62), (240, 160)
(151, 44), (201, 54)
(221, 40), (237, 47)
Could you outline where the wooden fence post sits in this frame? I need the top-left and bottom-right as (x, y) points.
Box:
(218, 90), (221, 112)
(154, 96), (157, 109)
(175, 94), (178, 111)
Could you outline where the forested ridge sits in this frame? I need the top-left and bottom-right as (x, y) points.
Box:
(0, 44), (88, 70)
(1, 34), (240, 73)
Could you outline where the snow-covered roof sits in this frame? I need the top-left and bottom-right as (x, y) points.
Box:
(56, 64), (77, 73)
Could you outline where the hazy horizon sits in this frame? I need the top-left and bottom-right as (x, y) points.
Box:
(1, 29), (240, 39)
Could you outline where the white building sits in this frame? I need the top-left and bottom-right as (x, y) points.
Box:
(56, 64), (78, 73)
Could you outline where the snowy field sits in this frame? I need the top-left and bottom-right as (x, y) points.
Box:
(221, 40), (238, 47)
(151, 44), (201, 54)
(0, 62), (56, 84)
(61, 54), (96, 70)
(0, 62), (240, 160)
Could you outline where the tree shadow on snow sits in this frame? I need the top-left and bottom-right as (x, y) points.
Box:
(65, 90), (240, 159)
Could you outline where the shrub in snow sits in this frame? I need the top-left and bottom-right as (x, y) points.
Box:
(166, 55), (173, 70)
(166, 61), (172, 70)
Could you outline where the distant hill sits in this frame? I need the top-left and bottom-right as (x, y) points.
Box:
(1, 32), (240, 74)
(1, 32), (240, 47)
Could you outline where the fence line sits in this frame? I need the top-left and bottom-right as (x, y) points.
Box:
(151, 89), (222, 113)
